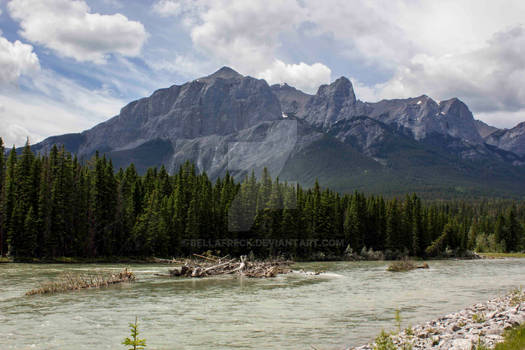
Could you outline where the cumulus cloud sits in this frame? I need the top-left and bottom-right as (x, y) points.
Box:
(258, 60), (331, 94)
(0, 35), (39, 84)
(8, 0), (147, 63)
(190, 0), (306, 72)
(362, 25), (525, 117)
(152, 0), (330, 91)
(304, 0), (415, 68)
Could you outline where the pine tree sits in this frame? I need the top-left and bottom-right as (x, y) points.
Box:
(386, 199), (402, 253)
(506, 207), (521, 252)
(122, 317), (146, 350)
(494, 214), (506, 251)
(8, 142), (36, 255)
(0, 137), (6, 256)
(19, 207), (37, 257)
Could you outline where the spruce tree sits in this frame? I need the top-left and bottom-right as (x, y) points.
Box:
(4, 147), (17, 255)
(506, 208), (521, 252)
(0, 138), (5, 256)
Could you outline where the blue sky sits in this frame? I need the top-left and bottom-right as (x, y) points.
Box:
(1, 0), (525, 147)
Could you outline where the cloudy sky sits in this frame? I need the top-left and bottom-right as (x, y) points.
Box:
(1, 0), (525, 147)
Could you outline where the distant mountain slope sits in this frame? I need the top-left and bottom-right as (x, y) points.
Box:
(474, 119), (499, 138)
(485, 121), (525, 157)
(26, 67), (525, 197)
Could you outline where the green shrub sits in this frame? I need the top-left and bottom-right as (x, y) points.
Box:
(373, 330), (396, 350)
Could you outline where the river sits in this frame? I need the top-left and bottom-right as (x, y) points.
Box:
(1, 259), (524, 349)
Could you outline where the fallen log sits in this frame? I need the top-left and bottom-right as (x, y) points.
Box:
(192, 253), (219, 262)
(26, 268), (135, 295)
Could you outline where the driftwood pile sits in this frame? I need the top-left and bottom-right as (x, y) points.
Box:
(168, 254), (293, 278)
(26, 268), (135, 295)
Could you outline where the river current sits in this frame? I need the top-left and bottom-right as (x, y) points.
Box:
(1, 259), (524, 349)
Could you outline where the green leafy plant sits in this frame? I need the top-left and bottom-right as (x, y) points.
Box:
(373, 330), (396, 350)
(395, 309), (402, 332)
(431, 337), (439, 346)
(122, 317), (146, 350)
(472, 312), (486, 323)
(405, 326), (414, 336)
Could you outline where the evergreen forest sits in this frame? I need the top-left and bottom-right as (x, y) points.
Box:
(0, 138), (524, 260)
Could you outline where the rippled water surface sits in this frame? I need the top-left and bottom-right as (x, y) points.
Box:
(1, 259), (524, 349)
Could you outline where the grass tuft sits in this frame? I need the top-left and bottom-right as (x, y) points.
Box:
(494, 324), (525, 350)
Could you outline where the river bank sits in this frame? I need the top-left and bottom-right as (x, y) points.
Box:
(349, 288), (525, 350)
(0, 249), (491, 264)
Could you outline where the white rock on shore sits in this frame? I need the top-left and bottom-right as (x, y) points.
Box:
(348, 288), (525, 349)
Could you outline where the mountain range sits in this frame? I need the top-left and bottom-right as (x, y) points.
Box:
(27, 66), (525, 197)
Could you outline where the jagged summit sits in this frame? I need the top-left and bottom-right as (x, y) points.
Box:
(439, 98), (471, 118)
(315, 77), (356, 104)
(202, 66), (243, 81)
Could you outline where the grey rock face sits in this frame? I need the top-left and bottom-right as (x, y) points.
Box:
(363, 96), (484, 144)
(292, 79), (486, 148)
(80, 67), (281, 157)
(301, 77), (367, 129)
(167, 118), (322, 180)
(485, 121), (525, 156)
(327, 116), (393, 157)
(271, 83), (311, 117)
(474, 119), (499, 138)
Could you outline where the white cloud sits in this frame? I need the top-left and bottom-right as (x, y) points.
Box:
(257, 60), (331, 94)
(190, 0), (306, 72)
(151, 0), (330, 91)
(0, 69), (125, 147)
(8, 0), (147, 63)
(304, 0), (415, 68)
(153, 0), (183, 17)
(149, 53), (214, 79)
(476, 110), (525, 130)
(0, 35), (39, 84)
(361, 26), (525, 115)
(300, 0), (525, 127)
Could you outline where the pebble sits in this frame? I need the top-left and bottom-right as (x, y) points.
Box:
(346, 289), (524, 349)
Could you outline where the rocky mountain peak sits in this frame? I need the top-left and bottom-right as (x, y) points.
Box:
(316, 76), (356, 105)
(302, 76), (360, 128)
(202, 66), (243, 81)
(439, 98), (471, 119)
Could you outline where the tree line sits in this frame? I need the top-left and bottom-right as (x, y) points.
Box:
(0, 138), (524, 260)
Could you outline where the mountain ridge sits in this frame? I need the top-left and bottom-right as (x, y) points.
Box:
(23, 66), (525, 197)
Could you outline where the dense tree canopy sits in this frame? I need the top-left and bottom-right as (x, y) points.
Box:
(1, 139), (524, 259)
